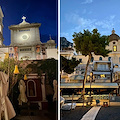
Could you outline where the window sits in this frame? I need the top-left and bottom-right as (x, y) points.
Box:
(79, 59), (82, 63)
(113, 42), (116, 44)
(27, 80), (36, 97)
(91, 57), (94, 62)
(99, 57), (102, 61)
(97, 64), (109, 71)
(20, 48), (31, 51)
(43, 53), (46, 55)
(10, 48), (12, 50)
(119, 57), (120, 62)
(100, 74), (105, 78)
(19, 29), (30, 32)
(113, 45), (117, 52)
(108, 57), (111, 61)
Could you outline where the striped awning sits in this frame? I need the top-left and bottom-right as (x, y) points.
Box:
(93, 72), (111, 75)
(60, 83), (118, 89)
(69, 75), (84, 80)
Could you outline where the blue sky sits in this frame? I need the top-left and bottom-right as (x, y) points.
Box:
(0, 0), (58, 45)
(60, 0), (120, 43)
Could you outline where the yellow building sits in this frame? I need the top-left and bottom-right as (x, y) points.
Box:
(61, 29), (120, 65)
(60, 47), (74, 60)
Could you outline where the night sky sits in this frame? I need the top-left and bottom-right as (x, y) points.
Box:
(0, 0), (58, 46)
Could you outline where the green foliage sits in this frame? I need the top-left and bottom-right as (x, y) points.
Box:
(0, 58), (28, 81)
(0, 58), (29, 96)
(73, 28), (111, 93)
(26, 58), (58, 87)
(73, 29), (111, 57)
(60, 56), (79, 74)
(0, 58), (15, 80)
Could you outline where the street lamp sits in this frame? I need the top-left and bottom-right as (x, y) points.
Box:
(13, 65), (19, 74)
(24, 74), (27, 80)
(12, 65), (19, 89)
(90, 72), (93, 96)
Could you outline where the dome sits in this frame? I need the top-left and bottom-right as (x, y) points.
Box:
(47, 36), (55, 44)
(109, 29), (120, 42)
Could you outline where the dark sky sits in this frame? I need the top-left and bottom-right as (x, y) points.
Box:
(0, 0), (58, 46)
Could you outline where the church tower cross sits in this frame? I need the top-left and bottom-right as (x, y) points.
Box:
(22, 16), (26, 22)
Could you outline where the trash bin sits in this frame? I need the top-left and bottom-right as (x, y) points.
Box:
(96, 99), (100, 106)
(103, 102), (105, 107)
(106, 102), (108, 107)
(103, 102), (108, 107)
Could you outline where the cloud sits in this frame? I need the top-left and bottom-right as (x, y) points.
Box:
(110, 15), (115, 20)
(66, 13), (96, 28)
(62, 13), (118, 42)
(95, 15), (115, 29)
(81, 0), (93, 4)
(66, 13), (116, 30)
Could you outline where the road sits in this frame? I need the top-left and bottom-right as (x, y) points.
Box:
(61, 106), (120, 120)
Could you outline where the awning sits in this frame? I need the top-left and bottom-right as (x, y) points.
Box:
(60, 83), (118, 89)
(93, 72), (111, 75)
(70, 75), (84, 80)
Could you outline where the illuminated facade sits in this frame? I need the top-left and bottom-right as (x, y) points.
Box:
(8, 17), (57, 60)
(60, 29), (120, 94)
(0, 11), (57, 61)
(61, 29), (120, 66)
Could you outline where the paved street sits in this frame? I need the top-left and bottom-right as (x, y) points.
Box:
(96, 106), (120, 120)
(10, 102), (58, 120)
(61, 107), (92, 120)
(81, 106), (101, 120)
(61, 106), (120, 120)
(12, 109), (57, 120)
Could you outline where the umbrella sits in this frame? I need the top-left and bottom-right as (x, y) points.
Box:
(53, 80), (57, 101)
(0, 71), (16, 120)
(18, 80), (28, 105)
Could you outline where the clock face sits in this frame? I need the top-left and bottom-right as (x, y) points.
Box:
(21, 34), (29, 40)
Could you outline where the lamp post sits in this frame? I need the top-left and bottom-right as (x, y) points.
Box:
(10, 64), (20, 104)
(24, 74), (27, 80)
(90, 72), (93, 97)
(12, 64), (19, 90)
(14, 65), (19, 74)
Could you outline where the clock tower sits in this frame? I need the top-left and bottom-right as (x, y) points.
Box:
(9, 16), (42, 60)
(9, 16), (41, 46)
(0, 6), (4, 47)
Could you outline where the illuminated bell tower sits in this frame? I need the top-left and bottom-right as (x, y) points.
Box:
(0, 6), (4, 47)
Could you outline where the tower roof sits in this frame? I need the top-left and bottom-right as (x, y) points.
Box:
(19, 16), (29, 25)
(109, 28), (120, 42)
(9, 16), (41, 30)
(47, 35), (55, 44)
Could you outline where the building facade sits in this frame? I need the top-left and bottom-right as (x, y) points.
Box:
(0, 13), (57, 61)
(61, 29), (120, 66)
(60, 29), (120, 95)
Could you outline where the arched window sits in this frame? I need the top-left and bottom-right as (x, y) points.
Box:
(99, 57), (102, 61)
(113, 42), (116, 44)
(91, 57), (94, 62)
(79, 59), (82, 63)
(108, 57), (111, 61)
(113, 45), (117, 52)
(27, 80), (37, 97)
